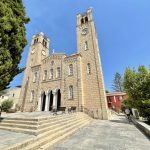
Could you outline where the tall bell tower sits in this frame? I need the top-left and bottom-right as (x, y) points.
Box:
(77, 9), (109, 119)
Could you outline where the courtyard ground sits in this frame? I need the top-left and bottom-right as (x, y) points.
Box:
(0, 113), (149, 150)
(52, 114), (150, 150)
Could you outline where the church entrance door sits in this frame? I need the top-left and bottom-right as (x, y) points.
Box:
(49, 91), (53, 111)
(41, 92), (46, 111)
(57, 89), (61, 109)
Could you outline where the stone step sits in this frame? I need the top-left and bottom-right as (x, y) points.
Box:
(0, 122), (38, 130)
(0, 120), (38, 125)
(36, 116), (88, 135)
(39, 120), (90, 150)
(0, 126), (36, 135)
(0, 113), (78, 125)
(0, 117), (39, 122)
(0, 113), (65, 122)
(0, 114), (81, 130)
(5, 113), (91, 150)
(37, 114), (91, 140)
(38, 113), (85, 125)
(38, 115), (85, 129)
(0, 113), (88, 135)
(22, 118), (91, 150)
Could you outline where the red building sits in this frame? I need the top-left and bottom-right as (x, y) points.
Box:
(106, 92), (127, 113)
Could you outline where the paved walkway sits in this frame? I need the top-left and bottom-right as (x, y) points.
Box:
(52, 114), (150, 150)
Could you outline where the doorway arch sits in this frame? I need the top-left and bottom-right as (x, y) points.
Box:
(49, 91), (53, 111)
(57, 89), (61, 109)
(41, 92), (46, 111)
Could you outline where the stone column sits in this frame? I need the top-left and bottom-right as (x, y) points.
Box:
(52, 89), (58, 110)
(37, 94), (42, 111)
(44, 92), (49, 111)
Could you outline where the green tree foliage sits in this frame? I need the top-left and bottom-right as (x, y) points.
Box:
(112, 72), (124, 92)
(124, 65), (150, 122)
(105, 90), (109, 93)
(1, 99), (14, 112)
(0, 0), (29, 91)
(121, 98), (133, 112)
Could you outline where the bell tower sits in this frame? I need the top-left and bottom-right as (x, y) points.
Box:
(29, 32), (49, 67)
(19, 32), (50, 111)
(77, 9), (109, 119)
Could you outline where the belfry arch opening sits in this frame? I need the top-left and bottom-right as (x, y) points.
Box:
(85, 16), (88, 23)
(81, 18), (84, 25)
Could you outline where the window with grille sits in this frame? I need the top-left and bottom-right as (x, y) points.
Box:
(69, 64), (73, 76)
(69, 85), (73, 99)
(33, 72), (38, 82)
(51, 61), (54, 66)
(43, 70), (47, 80)
(30, 90), (35, 102)
(50, 69), (53, 79)
(87, 63), (91, 74)
(56, 67), (61, 78)
(85, 41), (88, 50)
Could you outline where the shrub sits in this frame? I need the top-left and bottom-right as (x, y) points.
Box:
(1, 100), (13, 112)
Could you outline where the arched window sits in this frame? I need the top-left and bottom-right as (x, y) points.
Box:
(51, 61), (54, 66)
(42, 39), (47, 47)
(34, 38), (38, 44)
(56, 67), (61, 78)
(30, 90), (35, 102)
(87, 63), (91, 74)
(33, 72), (38, 82)
(50, 69), (53, 79)
(69, 85), (73, 99)
(43, 70), (47, 80)
(45, 41), (47, 47)
(85, 41), (88, 50)
(85, 16), (88, 23)
(69, 64), (73, 76)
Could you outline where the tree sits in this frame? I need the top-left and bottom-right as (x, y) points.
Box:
(0, 0), (29, 91)
(0, 89), (7, 96)
(1, 99), (14, 112)
(105, 90), (109, 93)
(124, 65), (150, 122)
(112, 72), (124, 92)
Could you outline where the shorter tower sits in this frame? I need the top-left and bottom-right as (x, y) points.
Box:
(77, 9), (109, 119)
(19, 32), (50, 111)
(30, 32), (49, 67)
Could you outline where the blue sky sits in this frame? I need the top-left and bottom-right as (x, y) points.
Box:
(10, 0), (150, 91)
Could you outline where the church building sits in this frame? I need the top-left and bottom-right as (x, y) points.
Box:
(19, 9), (109, 119)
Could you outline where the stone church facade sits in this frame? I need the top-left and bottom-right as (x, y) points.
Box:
(19, 9), (109, 119)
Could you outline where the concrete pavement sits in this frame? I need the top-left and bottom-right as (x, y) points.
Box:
(52, 114), (150, 150)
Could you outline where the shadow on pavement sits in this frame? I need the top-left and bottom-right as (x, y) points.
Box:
(110, 119), (131, 124)
(117, 114), (125, 117)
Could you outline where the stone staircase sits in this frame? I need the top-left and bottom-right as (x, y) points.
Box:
(0, 112), (92, 150)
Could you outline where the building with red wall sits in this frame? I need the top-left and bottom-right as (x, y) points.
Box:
(106, 92), (127, 113)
